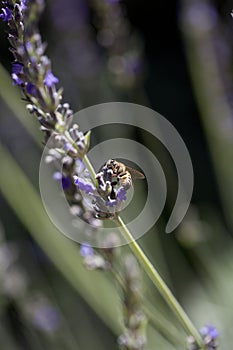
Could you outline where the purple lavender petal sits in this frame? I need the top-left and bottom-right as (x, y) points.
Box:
(19, 0), (27, 11)
(53, 172), (71, 190)
(11, 73), (23, 85)
(12, 63), (23, 74)
(61, 176), (71, 190)
(106, 198), (117, 207)
(63, 142), (74, 152)
(116, 186), (127, 201)
(26, 82), (37, 96)
(73, 176), (96, 194)
(43, 70), (59, 87)
(0, 8), (12, 22)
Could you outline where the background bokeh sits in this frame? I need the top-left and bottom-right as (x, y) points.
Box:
(0, 0), (233, 349)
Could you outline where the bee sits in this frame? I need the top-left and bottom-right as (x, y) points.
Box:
(105, 159), (145, 190)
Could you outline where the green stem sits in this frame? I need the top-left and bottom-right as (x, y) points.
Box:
(83, 153), (203, 348)
(114, 216), (204, 349)
(181, 1), (233, 232)
(83, 155), (97, 182)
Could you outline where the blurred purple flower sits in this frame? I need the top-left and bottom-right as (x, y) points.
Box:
(43, 70), (59, 87)
(73, 176), (96, 194)
(80, 242), (93, 257)
(53, 172), (71, 190)
(53, 172), (62, 181)
(0, 7), (11, 22)
(19, 0), (27, 11)
(63, 142), (75, 152)
(32, 304), (60, 333)
(187, 324), (219, 350)
(199, 324), (219, 339)
(75, 159), (85, 174)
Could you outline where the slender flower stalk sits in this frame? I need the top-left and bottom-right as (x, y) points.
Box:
(181, 0), (233, 233)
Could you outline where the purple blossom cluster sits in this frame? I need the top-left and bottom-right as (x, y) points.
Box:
(200, 325), (219, 350)
(79, 242), (108, 270)
(32, 303), (59, 333)
(25, 295), (60, 333)
(187, 324), (219, 350)
(1, 1), (60, 107)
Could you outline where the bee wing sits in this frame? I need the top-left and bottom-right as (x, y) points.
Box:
(126, 166), (145, 180)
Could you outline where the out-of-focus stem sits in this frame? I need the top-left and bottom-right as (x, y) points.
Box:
(181, 0), (233, 232)
(83, 155), (97, 185)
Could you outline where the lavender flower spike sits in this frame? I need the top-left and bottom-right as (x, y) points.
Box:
(200, 324), (219, 340)
(187, 324), (219, 350)
(1, 0), (98, 236)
